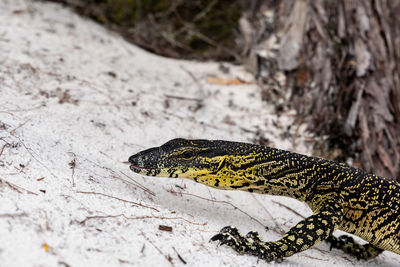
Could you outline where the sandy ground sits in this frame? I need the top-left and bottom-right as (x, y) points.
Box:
(1, 1), (400, 266)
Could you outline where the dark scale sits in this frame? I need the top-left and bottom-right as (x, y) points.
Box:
(129, 138), (400, 262)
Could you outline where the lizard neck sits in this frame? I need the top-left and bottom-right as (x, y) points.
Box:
(247, 148), (317, 201)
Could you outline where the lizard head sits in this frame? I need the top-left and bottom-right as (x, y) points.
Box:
(128, 138), (265, 191)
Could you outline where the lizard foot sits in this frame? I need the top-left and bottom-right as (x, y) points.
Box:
(210, 226), (282, 262)
(326, 235), (383, 260)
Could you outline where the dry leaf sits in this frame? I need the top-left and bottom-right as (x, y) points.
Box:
(207, 76), (252, 85)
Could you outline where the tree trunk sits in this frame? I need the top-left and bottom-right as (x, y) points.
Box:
(242, 0), (400, 180)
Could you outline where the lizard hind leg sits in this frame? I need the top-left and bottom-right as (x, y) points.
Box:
(326, 235), (383, 260)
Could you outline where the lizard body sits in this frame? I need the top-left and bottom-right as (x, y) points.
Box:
(128, 138), (400, 261)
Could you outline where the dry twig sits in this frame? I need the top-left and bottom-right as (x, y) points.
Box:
(0, 212), (27, 218)
(179, 65), (205, 111)
(164, 94), (202, 102)
(250, 194), (284, 234)
(10, 119), (31, 136)
(172, 246), (187, 264)
(76, 191), (159, 212)
(12, 134), (60, 179)
(0, 143), (9, 157)
(68, 152), (77, 187)
(271, 200), (305, 219)
(141, 232), (174, 266)
(119, 171), (156, 196)
(168, 189), (269, 230)
(80, 213), (206, 226)
(0, 178), (38, 195)
(302, 253), (329, 261)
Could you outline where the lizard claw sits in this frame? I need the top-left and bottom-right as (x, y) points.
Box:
(210, 232), (235, 247)
(210, 233), (224, 242)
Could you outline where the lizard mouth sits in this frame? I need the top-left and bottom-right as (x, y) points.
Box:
(129, 164), (154, 171)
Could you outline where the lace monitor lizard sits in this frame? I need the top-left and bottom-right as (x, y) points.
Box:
(128, 138), (400, 262)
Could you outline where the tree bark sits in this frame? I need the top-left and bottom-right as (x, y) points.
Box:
(243, 0), (400, 179)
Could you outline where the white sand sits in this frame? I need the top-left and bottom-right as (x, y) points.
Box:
(0, 1), (399, 266)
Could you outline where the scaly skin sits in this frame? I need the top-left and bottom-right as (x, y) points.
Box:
(128, 138), (400, 262)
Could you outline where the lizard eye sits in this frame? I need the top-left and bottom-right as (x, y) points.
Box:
(182, 151), (194, 158)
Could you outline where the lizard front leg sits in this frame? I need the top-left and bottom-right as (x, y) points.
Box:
(211, 201), (343, 262)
